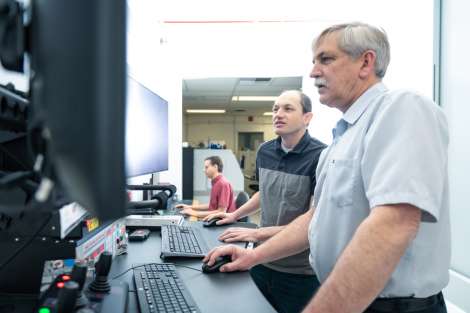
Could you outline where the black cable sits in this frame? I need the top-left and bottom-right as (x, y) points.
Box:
(111, 262), (157, 280)
(173, 264), (203, 273)
(0, 212), (53, 272)
(111, 262), (203, 281)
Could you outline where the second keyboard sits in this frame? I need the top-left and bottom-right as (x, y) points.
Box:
(160, 225), (210, 258)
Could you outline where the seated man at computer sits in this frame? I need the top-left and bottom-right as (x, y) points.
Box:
(176, 156), (236, 218)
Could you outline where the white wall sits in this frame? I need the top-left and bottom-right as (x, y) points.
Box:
(1, 0), (436, 202)
(441, 0), (470, 311)
(126, 2), (183, 194)
(164, 1), (434, 146)
(127, 0), (435, 193)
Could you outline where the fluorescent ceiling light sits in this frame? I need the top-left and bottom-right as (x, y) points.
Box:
(263, 112), (273, 116)
(232, 96), (277, 102)
(186, 109), (226, 114)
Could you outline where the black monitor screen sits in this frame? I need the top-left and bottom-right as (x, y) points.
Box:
(126, 77), (169, 177)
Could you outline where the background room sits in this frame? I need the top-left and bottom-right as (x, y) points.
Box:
(2, 0), (468, 311)
(123, 1), (469, 311)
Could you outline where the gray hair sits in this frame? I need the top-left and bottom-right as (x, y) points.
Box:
(279, 90), (312, 114)
(313, 22), (390, 78)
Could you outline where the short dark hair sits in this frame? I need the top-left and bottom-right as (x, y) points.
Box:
(299, 92), (312, 113)
(205, 156), (223, 172)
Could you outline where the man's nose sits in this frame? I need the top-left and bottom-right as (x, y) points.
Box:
(274, 109), (284, 118)
(310, 64), (321, 78)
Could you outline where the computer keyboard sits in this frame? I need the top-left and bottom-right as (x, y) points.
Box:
(134, 263), (201, 313)
(160, 225), (210, 258)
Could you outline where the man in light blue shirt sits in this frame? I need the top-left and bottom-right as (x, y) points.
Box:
(204, 22), (450, 313)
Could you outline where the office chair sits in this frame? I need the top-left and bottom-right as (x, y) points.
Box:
(235, 191), (250, 222)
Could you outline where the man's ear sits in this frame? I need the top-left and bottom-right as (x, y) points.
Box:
(359, 50), (377, 79)
(303, 111), (313, 127)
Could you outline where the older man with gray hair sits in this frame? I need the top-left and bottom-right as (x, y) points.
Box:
(204, 22), (450, 313)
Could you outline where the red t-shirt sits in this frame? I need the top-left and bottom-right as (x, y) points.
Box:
(208, 175), (236, 213)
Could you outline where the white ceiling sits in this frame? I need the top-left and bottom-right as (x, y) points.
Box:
(183, 76), (302, 115)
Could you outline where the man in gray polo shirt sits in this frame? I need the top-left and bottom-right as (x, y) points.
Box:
(204, 22), (449, 313)
(204, 90), (326, 313)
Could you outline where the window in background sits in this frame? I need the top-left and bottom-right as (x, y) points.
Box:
(238, 132), (264, 152)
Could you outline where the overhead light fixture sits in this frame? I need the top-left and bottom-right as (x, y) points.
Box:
(263, 112), (274, 116)
(186, 109), (226, 114)
(232, 96), (277, 102)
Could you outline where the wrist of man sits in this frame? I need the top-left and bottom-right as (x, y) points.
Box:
(250, 245), (267, 266)
(231, 210), (241, 221)
(254, 228), (266, 242)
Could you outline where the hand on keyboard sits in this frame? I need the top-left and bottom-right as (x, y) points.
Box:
(218, 227), (260, 243)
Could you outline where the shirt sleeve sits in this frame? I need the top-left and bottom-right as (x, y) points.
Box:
(362, 91), (449, 222)
(216, 183), (231, 209)
(310, 147), (324, 195)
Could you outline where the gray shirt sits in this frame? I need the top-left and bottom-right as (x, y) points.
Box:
(308, 82), (450, 297)
(257, 132), (326, 274)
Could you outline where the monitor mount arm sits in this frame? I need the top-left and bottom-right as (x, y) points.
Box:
(127, 184), (177, 211)
(127, 184), (176, 198)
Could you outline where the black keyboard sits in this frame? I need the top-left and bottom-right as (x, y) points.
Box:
(134, 263), (201, 313)
(160, 225), (210, 258)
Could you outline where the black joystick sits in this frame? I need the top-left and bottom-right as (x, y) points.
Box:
(88, 251), (112, 293)
(57, 281), (80, 313)
(71, 262), (89, 307)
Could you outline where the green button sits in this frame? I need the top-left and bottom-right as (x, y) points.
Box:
(38, 308), (51, 313)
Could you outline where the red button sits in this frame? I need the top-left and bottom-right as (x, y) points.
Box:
(56, 282), (65, 288)
(62, 275), (71, 281)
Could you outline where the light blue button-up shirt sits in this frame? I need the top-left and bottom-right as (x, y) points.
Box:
(308, 82), (450, 297)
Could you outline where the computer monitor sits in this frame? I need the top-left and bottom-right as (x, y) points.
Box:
(29, 0), (127, 221)
(126, 76), (169, 177)
(0, 0), (127, 298)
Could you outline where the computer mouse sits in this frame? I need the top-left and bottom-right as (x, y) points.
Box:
(203, 217), (223, 227)
(202, 255), (232, 274)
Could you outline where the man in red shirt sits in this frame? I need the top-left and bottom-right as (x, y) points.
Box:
(176, 156), (236, 218)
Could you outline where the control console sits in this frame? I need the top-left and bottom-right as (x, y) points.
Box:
(37, 252), (128, 313)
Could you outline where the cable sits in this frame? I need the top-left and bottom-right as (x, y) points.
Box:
(173, 264), (203, 273)
(0, 212), (53, 272)
(111, 262), (203, 280)
(111, 263), (157, 280)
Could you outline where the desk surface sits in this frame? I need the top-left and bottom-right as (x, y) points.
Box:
(111, 221), (276, 313)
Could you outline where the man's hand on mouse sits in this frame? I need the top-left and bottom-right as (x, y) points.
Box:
(203, 245), (257, 273)
(203, 212), (237, 225)
(218, 227), (260, 243)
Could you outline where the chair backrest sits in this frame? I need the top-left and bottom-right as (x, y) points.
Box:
(235, 191), (250, 209)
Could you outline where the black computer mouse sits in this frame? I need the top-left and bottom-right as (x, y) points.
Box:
(203, 217), (223, 227)
(202, 255), (232, 274)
